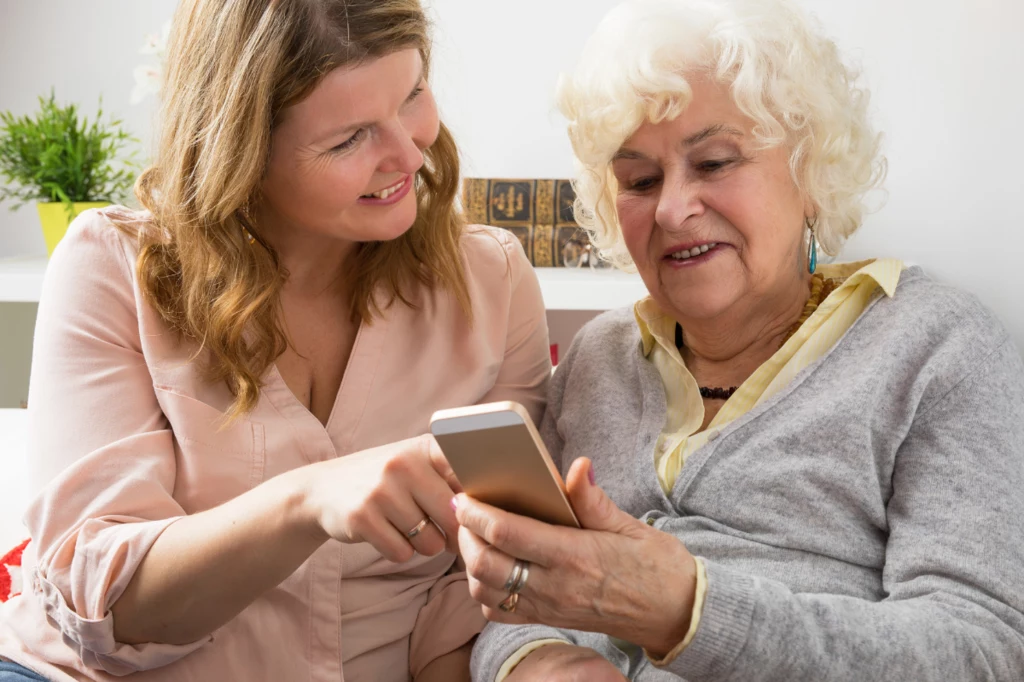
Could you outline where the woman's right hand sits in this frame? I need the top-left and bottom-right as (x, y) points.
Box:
(507, 645), (627, 682)
(299, 434), (462, 563)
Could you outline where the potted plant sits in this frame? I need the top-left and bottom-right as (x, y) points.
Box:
(0, 93), (138, 255)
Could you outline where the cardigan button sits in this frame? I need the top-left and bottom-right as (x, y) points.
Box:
(646, 517), (656, 526)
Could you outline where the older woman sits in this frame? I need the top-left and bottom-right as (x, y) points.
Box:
(455, 0), (1024, 680)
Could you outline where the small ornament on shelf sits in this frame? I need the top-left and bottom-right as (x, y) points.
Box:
(560, 235), (611, 270)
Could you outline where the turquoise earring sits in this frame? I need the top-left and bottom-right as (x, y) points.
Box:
(806, 217), (818, 274)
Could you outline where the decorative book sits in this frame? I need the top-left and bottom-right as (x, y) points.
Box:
(461, 178), (595, 268)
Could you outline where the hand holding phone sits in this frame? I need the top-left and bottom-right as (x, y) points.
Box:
(429, 401), (580, 527)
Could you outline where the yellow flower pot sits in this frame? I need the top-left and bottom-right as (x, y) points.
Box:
(36, 202), (110, 256)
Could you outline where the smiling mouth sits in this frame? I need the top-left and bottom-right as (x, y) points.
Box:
(667, 242), (718, 261)
(361, 177), (408, 199)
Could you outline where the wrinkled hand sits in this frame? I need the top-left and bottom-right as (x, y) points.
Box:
(302, 434), (462, 563)
(455, 458), (697, 656)
(507, 644), (627, 682)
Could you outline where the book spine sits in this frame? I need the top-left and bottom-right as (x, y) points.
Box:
(461, 178), (588, 268)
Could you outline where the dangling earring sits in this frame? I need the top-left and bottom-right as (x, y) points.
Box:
(805, 216), (818, 274)
(239, 201), (257, 245)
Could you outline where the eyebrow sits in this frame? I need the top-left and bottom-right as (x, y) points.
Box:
(313, 64), (426, 146)
(684, 124), (743, 146)
(611, 124), (744, 162)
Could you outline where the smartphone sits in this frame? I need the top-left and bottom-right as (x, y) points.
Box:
(429, 401), (580, 528)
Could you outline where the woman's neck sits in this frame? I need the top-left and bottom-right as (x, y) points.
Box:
(255, 207), (358, 300)
(677, 273), (812, 386)
(278, 241), (356, 300)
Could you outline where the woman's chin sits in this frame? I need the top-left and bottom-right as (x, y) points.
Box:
(373, 218), (417, 243)
(657, 287), (741, 323)
(352, 201), (419, 243)
(651, 271), (742, 322)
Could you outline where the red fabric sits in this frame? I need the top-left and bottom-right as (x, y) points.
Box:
(0, 538), (29, 602)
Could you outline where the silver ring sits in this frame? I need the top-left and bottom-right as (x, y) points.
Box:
(503, 559), (525, 591)
(510, 562), (530, 595)
(503, 559), (530, 594)
(406, 517), (430, 539)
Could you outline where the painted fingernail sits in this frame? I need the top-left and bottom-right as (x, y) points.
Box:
(588, 463), (596, 486)
(450, 496), (459, 513)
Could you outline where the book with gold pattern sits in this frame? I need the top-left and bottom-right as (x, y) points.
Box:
(461, 178), (593, 268)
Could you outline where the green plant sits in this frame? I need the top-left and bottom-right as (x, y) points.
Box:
(0, 92), (139, 209)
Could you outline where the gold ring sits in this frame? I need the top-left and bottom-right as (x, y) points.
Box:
(498, 592), (519, 613)
(406, 518), (430, 539)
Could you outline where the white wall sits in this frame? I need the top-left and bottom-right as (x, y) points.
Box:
(0, 0), (178, 256)
(1, 0), (1022, 353)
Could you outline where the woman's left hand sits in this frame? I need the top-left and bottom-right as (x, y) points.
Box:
(454, 458), (698, 657)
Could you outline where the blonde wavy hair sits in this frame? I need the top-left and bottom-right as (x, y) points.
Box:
(117, 0), (468, 418)
(557, 0), (887, 268)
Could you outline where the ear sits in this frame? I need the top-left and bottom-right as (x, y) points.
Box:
(802, 193), (818, 225)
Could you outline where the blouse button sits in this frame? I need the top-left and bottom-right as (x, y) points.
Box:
(707, 430), (721, 442)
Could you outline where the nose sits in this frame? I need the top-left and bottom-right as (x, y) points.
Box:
(378, 120), (424, 176)
(654, 171), (704, 230)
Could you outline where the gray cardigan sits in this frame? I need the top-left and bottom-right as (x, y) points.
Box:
(471, 267), (1024, 681)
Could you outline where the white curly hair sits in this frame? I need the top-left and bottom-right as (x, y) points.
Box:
(556, 0), (887, 268)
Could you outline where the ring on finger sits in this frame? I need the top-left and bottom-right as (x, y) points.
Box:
(510, 561), (529, 594)
(503, 559), (525, 592)
(406, 517), (430, 539)
(498, 592), (519, 613)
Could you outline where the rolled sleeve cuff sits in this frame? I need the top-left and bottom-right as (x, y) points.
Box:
(35, 572), (210, 674)
(33, 516), (211, 673)
(496, 639), (571, 681)
(656, 560), (757, 680)
(472, 622), (576, 682)
(646, 556), (708, 666)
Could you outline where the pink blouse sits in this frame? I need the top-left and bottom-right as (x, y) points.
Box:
(0, 208), (551, 681)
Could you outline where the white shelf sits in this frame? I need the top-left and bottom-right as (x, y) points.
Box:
(0, 256), (47, 303)
(534, 267), (647, 311)
(0, 258), (646, 311)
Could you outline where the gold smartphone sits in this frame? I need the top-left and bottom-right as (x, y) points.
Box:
(429, 401), (580, 528)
